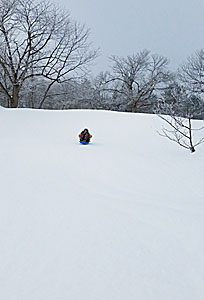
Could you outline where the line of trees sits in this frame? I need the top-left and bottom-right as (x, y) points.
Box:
(1, 0), (204, 152)
(1, 0), (204, 115)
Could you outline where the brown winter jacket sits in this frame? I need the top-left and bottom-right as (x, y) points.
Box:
(79, 131), (92, 142)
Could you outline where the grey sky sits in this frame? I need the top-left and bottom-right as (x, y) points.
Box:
(54, 0), (204, 74)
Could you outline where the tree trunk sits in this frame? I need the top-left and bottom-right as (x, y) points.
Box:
(131, 98), (139, 112)
(10, 85), (19, 108)
(188, 118), (195, 153)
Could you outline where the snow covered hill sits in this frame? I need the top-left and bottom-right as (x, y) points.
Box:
(0, 108), (204, 300)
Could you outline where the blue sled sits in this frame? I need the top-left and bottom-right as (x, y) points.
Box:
(80, 140), (90, 145)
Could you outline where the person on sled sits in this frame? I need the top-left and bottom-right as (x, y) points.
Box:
(79, 128), (92, 144)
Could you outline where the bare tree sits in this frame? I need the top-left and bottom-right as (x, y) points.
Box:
(101, 50), (171, 112)
(0, 0), (97, 108)
(155, 85), (204, 153)
(179, 49), (204, 94)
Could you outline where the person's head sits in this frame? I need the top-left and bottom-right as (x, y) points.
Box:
(84, 128), (88, 133)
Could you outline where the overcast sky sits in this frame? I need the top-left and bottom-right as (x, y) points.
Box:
(54, 0), (204, 74)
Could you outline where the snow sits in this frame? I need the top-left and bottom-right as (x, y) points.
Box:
(0, 108), (204, 300)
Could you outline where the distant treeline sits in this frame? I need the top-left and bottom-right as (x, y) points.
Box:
(0, 0), (204, 120)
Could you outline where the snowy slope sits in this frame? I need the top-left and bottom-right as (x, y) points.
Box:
(0, 108), (204, 300)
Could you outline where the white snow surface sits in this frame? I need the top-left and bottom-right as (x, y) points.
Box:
(0, 108), (204, 300)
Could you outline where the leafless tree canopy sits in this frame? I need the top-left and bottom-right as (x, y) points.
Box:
(99, 50), (172, 112)
(0, 0), (97, 108)
(179, 49), (204, 94)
